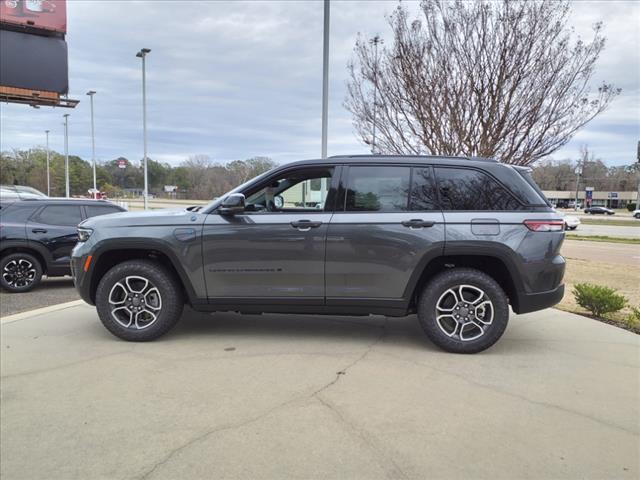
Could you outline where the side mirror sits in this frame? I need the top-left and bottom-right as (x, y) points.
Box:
(219, 193), (245, 215)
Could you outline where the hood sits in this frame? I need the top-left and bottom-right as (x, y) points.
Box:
(80, 207), (205, 229)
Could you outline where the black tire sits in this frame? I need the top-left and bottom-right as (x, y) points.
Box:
(569, 226), (577, 230)
(635, 213), (640, 219)
(95, 259), (184, 341)
(0, 252), (43, 293)
(417, 268), (509, 354)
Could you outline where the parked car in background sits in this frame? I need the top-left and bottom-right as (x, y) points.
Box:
(584, 206), (615, 215)
(0, 185), (47, 201)
(633, 209), (640, 219)
(0, 198), (126, 292)
(560, 213), (580, 230)
(72, 155), (565, 354)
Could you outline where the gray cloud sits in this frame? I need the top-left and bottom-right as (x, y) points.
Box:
(1, 0), (638, 166)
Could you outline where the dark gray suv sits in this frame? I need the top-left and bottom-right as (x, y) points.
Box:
(71, 155), (565, 353)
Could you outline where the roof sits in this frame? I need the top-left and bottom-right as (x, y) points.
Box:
(0, 197), (118, 206)
(276, 154), (500, 170)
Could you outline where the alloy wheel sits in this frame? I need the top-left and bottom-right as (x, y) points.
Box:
(2, 258), (37, 289)
(108, 276), (162, 330)
(435, 284), (494, 341)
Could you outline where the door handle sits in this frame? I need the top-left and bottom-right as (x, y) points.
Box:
(290, 220), (322, 231)
(32, 228), (48, 234)
(401, 219), (435, 229)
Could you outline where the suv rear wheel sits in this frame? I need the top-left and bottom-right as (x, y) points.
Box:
(95, 260), (184, 341)
(0, 252), (43, 293)
(417, 268), (509, 354)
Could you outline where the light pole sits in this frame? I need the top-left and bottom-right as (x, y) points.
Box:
(321, 0), (329, 159)
(136, 48), (151, 209)
(369, 35), (383, 154)
(45, 130), (50, 196)
(63, 114), (70, 198)
(87, 90), (97, 198)
(573, 159), (582, 211)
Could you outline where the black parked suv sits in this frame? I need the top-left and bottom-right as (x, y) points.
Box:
(72, 156), (565, 353)
(0, 198), (125, 292)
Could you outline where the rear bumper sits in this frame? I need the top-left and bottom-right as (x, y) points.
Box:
(512, 284), (564, 314)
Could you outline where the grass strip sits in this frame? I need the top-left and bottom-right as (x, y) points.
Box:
(565, 234), (640, 245)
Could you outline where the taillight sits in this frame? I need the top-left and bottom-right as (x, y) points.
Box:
(524, 220), (564, 232)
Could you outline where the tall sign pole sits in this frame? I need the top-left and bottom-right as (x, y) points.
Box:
(45, 129), (50, 196)
(321, 0), (329, 159)
(87, 90), (97, 198)
(136, 48), (151, 209)
(63, 114), (70, 197)
(636, 141), (640, 209)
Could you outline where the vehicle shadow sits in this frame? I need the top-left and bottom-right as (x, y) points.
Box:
(168, 307), (437, 351)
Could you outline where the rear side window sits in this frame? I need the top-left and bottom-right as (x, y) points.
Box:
(85, 205), (121, 218)
(345, 166), (410, 212)
(410, 167), (438, 211)
(435, 167), (521, 211)
(34, 205), (83, 226)
(0, 204), (38, 222)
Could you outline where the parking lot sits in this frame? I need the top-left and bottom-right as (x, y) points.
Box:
(2, 302), (638, 480)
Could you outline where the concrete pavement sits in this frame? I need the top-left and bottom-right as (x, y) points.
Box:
(1, 304), (639, 480)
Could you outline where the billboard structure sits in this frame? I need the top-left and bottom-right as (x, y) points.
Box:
(0, 0), (78, 108)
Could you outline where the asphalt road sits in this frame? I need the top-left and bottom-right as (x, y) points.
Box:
(1, 304), (638, 480)
(0, 276), (79, 317)
(570, 223), (640, 238)
(561, 239), (640, 266)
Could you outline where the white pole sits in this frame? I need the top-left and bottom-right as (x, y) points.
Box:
(87, 91), (97, 198)
(321, 0), (329, 159)
(63, 114), (70, 198)
(137, 48), (151, 209)
(45, 130), (50, 196)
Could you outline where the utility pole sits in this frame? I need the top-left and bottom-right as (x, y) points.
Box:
(63, 114), (70, 198)
(45, 130), (50, 196)
(136, 48), (151, 209)
(369, 35), (383, 154)
(574, 158), (582, 211)
(321, 0), (330, 159)
(87, 90), (97, 198)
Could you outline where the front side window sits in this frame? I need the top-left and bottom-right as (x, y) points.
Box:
(244, 168), (333, 213)
(345, 166), (410, 212)
(435, 168), (521, 211)
(34, 205), (83, 226)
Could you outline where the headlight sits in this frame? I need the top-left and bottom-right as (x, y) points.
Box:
(77, 227), (93, 242)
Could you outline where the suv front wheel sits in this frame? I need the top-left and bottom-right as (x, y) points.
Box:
(95, 260), (184, 341)
(418, 268), (509, 354)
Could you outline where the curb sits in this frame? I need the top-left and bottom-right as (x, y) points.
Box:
(1, 300), (86, 325)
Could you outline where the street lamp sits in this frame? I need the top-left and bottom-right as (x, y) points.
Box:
(45, 130), (50, 196)
(87, 90), (97, 198)
(369, 35), (383, 154)
(63, 114), (70, 198)
(321, 0), (330, 159)
(136, 47), (151, 209)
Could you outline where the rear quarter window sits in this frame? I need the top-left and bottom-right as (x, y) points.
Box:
(85, 205), (122, 218)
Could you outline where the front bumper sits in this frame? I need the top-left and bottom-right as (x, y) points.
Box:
(71, 245), (95, 305)
(512, 284), (565, 314)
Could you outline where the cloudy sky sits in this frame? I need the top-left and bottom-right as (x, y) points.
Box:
(1, 0), (638, 167)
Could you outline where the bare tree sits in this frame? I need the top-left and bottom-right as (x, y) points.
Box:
(346, 0), (620, 165)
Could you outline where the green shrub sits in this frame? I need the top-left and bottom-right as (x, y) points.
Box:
(627, 202), (637, 211)
(626, 307), (640, 329)
(572, 283), (627, 318)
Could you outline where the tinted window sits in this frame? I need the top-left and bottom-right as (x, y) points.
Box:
(435, 168), (521, 211)
(85, 205), (121, 218)
(345, 166), (410, 212)
(0, 204), (38, 222)
(35, 205), (83, 226)
(410, 167), (438, 211)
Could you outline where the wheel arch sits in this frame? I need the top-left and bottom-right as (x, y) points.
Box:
(88, 240), (200, 306)
(0, 243), (48, 274)
(406, 253), (522, 312)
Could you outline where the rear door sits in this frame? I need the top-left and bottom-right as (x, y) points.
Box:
(325, 165), (445, 307)
(27, 204), (84, 271)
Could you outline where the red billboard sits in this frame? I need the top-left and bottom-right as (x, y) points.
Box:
(0, 0), (66, 33)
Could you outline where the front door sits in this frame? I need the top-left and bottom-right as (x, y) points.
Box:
(202, 166), (336, 302)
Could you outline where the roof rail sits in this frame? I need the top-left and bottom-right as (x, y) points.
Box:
(329, 154), (497, 162)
